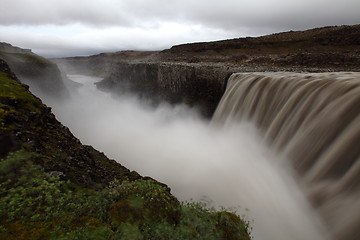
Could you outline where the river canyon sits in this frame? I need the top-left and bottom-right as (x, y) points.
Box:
(44, 72), (360, 240)
(1, 24), (360, 240)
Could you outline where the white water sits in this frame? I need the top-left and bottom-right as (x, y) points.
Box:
(213, 72), (360, 240)
(46, 74), (327, 240)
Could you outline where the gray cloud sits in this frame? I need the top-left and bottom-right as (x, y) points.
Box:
(0, 21), (242, 57)
(2, 0), (359, 29)
(0, 0), (359, 57)
(0, 0), (129, 26)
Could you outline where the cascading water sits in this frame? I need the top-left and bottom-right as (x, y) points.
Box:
(47, 73), (330, 240)
(213, 72), (360, 240)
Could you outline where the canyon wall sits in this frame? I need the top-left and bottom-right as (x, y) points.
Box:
(61, 25), (360, 117)
(1, 49), (251, 240)
(97, 62), (233, 117)
(0, 43), (69, 99)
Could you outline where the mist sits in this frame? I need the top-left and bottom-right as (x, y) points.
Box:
(45, 74), (327, 240)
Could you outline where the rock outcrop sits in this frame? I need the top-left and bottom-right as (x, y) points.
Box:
(0, 42), (33, 54)
(0, 58), (251, 240)
(155, 24), (360, 68)
(0, 43), (69, 99)
(97, 62), (232, 117)
(57, 24), (360, 117)
(0, 58), (140, 187)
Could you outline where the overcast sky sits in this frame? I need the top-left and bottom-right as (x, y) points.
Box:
(0, 0), (359, 58)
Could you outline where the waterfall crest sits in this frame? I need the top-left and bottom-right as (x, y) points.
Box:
(213, 72), (360, 240)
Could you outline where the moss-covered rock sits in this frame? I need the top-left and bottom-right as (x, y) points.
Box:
(97, 62), (229, 117)
(0, 58), (251, 240)
(0, 221), (54, 240)
(216, 212), (252, 240)
(108, 179), (181, 226)
(0, 59), (140, 188)
(0, 44), (69, 99)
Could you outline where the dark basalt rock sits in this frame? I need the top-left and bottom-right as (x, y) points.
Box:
(97, 62), (232, 117)
(0, 134), (20, 158)
(57, 25), (360, 119)
(0, 59), (141, 188)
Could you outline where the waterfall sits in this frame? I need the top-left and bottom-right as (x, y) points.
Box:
(50, 74), (328, 240)
(213, 72), (360, 240)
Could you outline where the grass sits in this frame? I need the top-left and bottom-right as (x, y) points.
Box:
(0, 150), (252, 240)
(0, 72), (42, 111)
(0, 72), (44, 132)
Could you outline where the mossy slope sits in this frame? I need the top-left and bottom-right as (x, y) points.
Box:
(0, 58), (140, 187)
(0, 59), (251, 239)
(0, 43), (69, 98)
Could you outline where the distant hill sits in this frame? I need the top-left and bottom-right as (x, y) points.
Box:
(56, 24), (360, 72)
(153, 24), (360, 69)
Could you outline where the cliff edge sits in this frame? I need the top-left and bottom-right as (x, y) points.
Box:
(0, 43), (69, 99)
(0, 58), (250, 239)
(56, 24), (360, 117)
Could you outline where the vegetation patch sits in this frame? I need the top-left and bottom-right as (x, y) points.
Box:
(0, 151), (251, 240)
(0, 59), (251, 239)
(0, 72), (42, 112)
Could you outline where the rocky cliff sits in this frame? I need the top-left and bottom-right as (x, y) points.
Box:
(0, 58), (140, 187)
(0, 42), (33, 54)
(0, 43), (69, 99)
(0, 57), (250, 239)
(155, 24), (360, 68)
(97, 62), (232, 117)
(57, 24), (360, 117)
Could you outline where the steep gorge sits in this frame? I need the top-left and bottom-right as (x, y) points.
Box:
(7, 24), (359, 239)
(0, 47), (252, 239)
(56, 25), (360, 118)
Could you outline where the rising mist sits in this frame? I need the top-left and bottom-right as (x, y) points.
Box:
(42, 74), (327, 240)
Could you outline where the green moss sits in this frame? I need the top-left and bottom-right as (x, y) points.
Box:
(0, 66), (137, 187)
(0, 151), (251, 240)
(216, 211), (252, 240)
(108, 179), (181, 226)
(51, 225), (114, 240)
(0, 221), (54, 240)
(0, 50), (51, 64)
(0, 72), (42, 113)
(108, 199), (145, 225)
(23, 53), (51, 64)
(0, 105), (14, 126)
(139, 200), (252, 240)
(0, 151), (73, 223)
